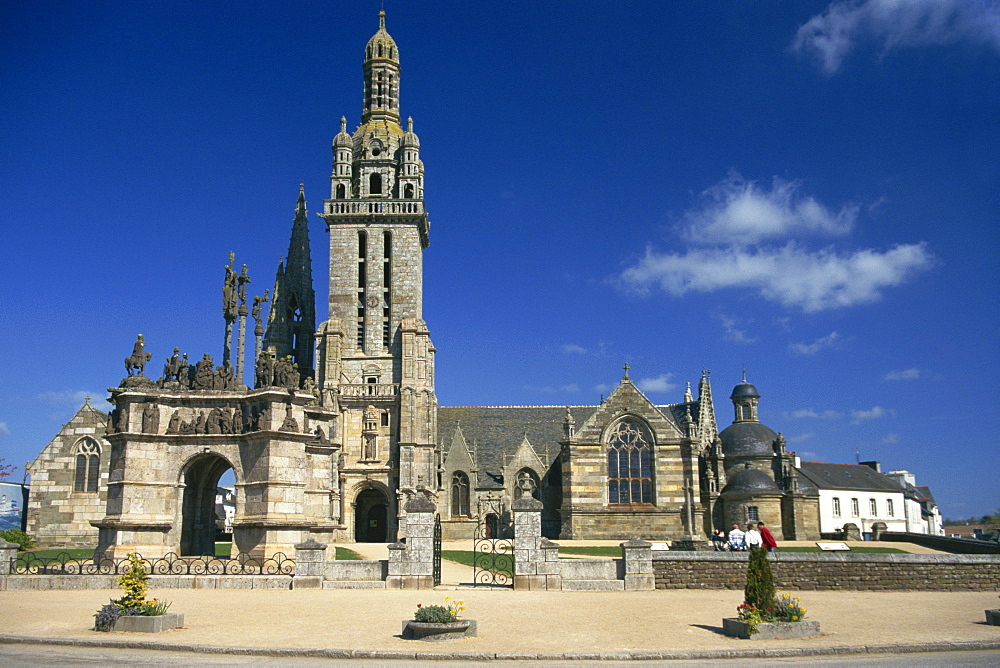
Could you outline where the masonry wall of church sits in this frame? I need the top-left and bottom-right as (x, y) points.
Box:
(26, 407), (109, 548)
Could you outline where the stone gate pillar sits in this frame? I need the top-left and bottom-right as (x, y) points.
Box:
(0, 538), (18, 576)
(292, 537), (328, 589)
(386, 496), (435, 589)
(621, 537), (654, 590)
(512, 495), (560, 590)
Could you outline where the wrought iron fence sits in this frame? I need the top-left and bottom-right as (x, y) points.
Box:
(12, 551), (295, 576)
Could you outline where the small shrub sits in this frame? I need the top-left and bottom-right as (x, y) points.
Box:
(93, 604), (120, 632)
(0, 529), (34, 551)
(115, 554), (149, 610)
(413, 596), (466, 623)
(743, 548), (776, 610)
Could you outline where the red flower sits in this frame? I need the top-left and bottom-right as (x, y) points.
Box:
(417, 604), (422, 608)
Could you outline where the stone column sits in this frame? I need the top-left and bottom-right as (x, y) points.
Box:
(386, 496), (435, 589)
(292, 537), (328, 589)
(0, 538), (18, 576)
(621, 537), (654, 590)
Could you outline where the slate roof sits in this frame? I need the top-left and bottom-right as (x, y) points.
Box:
(720, 467), (780, 495)
(915, 485), (935, 503)
(437, 402), (699, 489)
(797, 461), (905, 493)
(719, 421), (778, 458)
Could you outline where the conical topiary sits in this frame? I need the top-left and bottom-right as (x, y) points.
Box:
(743, 548), (776, 610)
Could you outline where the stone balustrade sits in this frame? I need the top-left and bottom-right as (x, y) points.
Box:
(323, 200), (425, 215)
(339, 383), (399, 399)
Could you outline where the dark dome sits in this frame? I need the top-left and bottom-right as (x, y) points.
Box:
(730, 382), (760, 400)
(720, 467), (780, 495)
(719, 421), (779, 458)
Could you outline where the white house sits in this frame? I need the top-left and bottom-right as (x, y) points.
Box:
(797, 461), (908, 537)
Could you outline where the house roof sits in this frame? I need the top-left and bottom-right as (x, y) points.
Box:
(797, 461), (905, 493)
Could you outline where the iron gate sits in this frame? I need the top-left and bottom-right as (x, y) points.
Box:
(472, 493), (514, 586)
(432, 513), (442, 586)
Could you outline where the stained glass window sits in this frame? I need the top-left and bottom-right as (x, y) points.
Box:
(606, 419), (653, 504)
(74, 438), (101, 493)
(451, 471), (470, 517)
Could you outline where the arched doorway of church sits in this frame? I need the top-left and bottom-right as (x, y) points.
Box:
(354, 488), (388, 542)
(180, 453), (235, 557)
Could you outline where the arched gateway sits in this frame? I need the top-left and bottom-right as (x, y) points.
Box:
(179, 453), (233, 556)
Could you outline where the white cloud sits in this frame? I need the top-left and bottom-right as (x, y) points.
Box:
(851, 405), (895, 424)
(884, 367), (921, 380)
(720, 314), (756, 343)
(0, 422), (9, 437)
(594, 383), (611, 393)
(561, 384), (580, 393)
(793, 0), (1000, 74)
(562, 344), (587, 355)
(637, 373), (677, 394)
(790, 331), (840, 355)
(797, 450), (819, 458)
(621, 242), (932, 312)
(787, 408), (842, 419)
(680, 174), (857, 245)
(788, 434), (815, 444)
(882, 433), (900, 444)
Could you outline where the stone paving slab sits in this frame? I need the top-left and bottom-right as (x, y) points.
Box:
(1, 587), (998, 660)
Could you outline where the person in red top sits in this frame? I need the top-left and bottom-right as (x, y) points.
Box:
(758, 521), (777, 552)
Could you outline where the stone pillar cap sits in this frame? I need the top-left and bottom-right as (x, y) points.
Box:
(540, 537), (560, 548)
(294, 537), (328, 550)
(0, 538), (18, 549)
(511, 496), (543, 511)
(404, 496), (436, 513)
(621, 537), (652, 548)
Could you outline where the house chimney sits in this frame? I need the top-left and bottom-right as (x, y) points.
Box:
(860, 460), (881, 473)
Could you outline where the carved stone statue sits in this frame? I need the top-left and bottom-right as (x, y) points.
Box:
(237, 264), (251, 313)
(257, 405), (270, 431)
(207, 407), (223, 434)
(232, 405), (243, 433)
(167, 410), (181, 434)
(222, 253), (238, 321)
(280, 403), (298, 432)
(255, 350), (275, 389)
(216, 360), (234, 390)
(141, 402), (159, 434)
(176, 353), (191, 389)
(125, 334), (153, 377)
(194, 411), (206, 434)
(192, 354), (215, 390)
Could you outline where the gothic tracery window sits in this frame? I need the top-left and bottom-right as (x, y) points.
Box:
(74, 438), (101, 493)
(606, 418), (653, 504)
(451, 471), (470, 517)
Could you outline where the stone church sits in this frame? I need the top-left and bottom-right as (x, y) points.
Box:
(27, 12), (820, 557)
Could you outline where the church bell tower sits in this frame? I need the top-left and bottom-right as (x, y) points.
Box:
(317, 11), (437, 540)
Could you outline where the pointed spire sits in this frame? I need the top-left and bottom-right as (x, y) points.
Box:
(741, 366), (747, 383)
(407, 116), (414, 132)
(294, 184), (307, 223)
(379, 8), (385, 29)
(340, 116), (347, 133)
(684, 381), (693, 403)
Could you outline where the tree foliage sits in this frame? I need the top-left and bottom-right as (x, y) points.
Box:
(0, 459), (14, 479)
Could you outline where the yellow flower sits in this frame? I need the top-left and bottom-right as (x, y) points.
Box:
(792, 616), (799, 621)
(444, 596), (450, 601)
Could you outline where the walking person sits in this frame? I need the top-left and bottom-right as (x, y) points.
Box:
(745, 522), (763, 550)
(758, 521), (777, 552)
(728, 523), (746, 551)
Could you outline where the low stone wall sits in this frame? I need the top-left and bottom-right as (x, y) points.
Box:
(2, 574), (293, 590)
(880, 532), (1000, 554)
(654, 552), (1000, 591)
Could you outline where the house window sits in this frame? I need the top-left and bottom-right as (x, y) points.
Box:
(606, 418), (653, 505)
(451, 472), (470, 517)
(869, 498), (877, 516)
(74, 438), (101, 493)
(833, 497), (841, 517)
(851, 498), (859, 517)
(747, 506), (759, 522)
(887, 499), (894, 517)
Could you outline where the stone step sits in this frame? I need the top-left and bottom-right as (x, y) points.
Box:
(559, 579), (625, 591)
(322, 581), (386, 589)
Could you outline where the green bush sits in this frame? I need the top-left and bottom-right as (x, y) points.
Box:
(414, 604), (455, 623)
(0, 529), (34, 551)
(115, 553), (150, 610)
(743, 548), (776, 610)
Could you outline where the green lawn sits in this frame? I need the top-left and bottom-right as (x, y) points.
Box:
(441, 549), (513, 576)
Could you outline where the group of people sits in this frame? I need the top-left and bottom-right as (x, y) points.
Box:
(711, 521), (777, 552)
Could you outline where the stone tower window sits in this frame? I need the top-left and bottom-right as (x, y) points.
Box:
(403, 183), (414, 199)
(74, 438), (101, 493)
(451, 471), (470, 517)
(336, 183), (346, 199)
(606, 418), (653, 505)
(369, 173), (382, 195)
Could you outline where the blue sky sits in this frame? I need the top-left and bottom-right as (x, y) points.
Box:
(1, 1), (997, 519)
